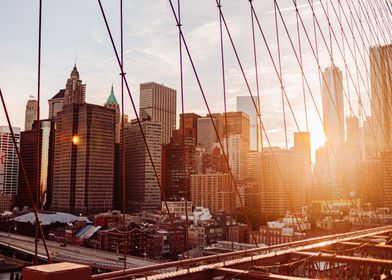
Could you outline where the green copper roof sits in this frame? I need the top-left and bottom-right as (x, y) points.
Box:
(106, 84), (118, 105)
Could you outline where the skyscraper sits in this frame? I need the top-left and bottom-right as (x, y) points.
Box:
(321, 65), (344, 186)
(164, 113), (200, 200)
(346, 116), (361, 147)
(190, 173), (234, 215)
(223, 112), (251, 143)
(24, 97), (38, 131)
(0, 126), (20, 196)
(197, 117), (218, 153)
(64, 64), (86, 105)
(236, 96), (261, 151)
(359, 159), (383, 208)
(51, 67), (114, 214)
(363, 116), (378, 159)
(104, 85), (120, 143)
(381, 151), (392, 208)
(122, 119), (162, 212)
(139, 82), (176, 144)
(322, 65), (344, 150)
(16, 120), (54, 209)
(48, 65), (86, 120)
(48, 90), (65, 119)
(370, 44), (392, 154)
(260, 148), (307, 215)
(294, 132), (312, 185)
(223, 134), (248, 181)
(221, 112), (250, 181)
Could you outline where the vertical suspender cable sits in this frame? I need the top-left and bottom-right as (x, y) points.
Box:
(177, 0), (190, 257)
(217, 0), (307, 237)
(224, 1), (305, 236)
(35, 0), (42, 264)
(338, 0), (351, 109)
(313, 0), (392, 225)
(326, 0), (333, 64)
(217, 0), (234, 252)
(274, 1), (288, 151)
(97, 0), (186, 262)
(0, 90), (51, 262)
(295, 0), (309, 132)
(170, 0), (261, 245)
(120, 0), (127, 269)
(249, 0), (265, 224)
(274, 0), (294, 230)
(250, 0), (262, 149)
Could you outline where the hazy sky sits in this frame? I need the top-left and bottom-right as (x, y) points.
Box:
(0, 0), (385, 156)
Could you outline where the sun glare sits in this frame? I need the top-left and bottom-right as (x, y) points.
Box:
(72, 135), (80, 145)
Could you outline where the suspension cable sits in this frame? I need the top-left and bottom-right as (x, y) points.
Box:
(272, 0), (343, 225)
(274, 1), (288, 151)
(218, 0), (308, 236)
(119, 0), (127, 269)
(249, 0), (262, 150)
(169, 0), (261, 245)
(97, 0), (186, 261)
(0, 90), (51, 262)
(324, 0), (392, 157)
(176, 0), (190, 257)
(34, 0), (43, 264)
(217, 0), (234, 252)
(295, 0), (309, 132)
(278, 0), (367, 225)
(336, 0), (392, 122)
(310, 0), (392, 223)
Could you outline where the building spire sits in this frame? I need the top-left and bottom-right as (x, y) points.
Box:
(70, 64), (79, 80)
(105, 84), (118, 105)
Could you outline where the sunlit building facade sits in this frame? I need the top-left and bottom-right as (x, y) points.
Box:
(52, 66), (115, 214)
(24, 98), (38, 131)
(190, 173), (234, 215)
(236, 96), (261, 151)
(370, 44), (392, 156)
(16, 120), (54, 210)
(0, 126), (20, 196)
(122, 119), (162, 212)
(260, 148), (307, 215)
(139, 82), (176, 144)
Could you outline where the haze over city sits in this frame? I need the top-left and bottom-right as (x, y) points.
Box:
(1, 0), (392, 279)
(1, 0), (377, 154)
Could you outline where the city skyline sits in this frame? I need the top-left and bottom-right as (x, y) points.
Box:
(0, 0), (378, 155)
(1, 0), (392, 277)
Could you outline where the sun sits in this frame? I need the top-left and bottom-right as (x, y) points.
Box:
(72, 135), (80, 145)
(308, 118), (325, 161)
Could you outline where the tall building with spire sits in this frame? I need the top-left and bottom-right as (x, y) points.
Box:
(48, 64), (85, 119)
(64, 64), (86, 105)
(24, 97), (38, 131)
(104, 85), (120, 143)
(51, 66), (115, 215)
